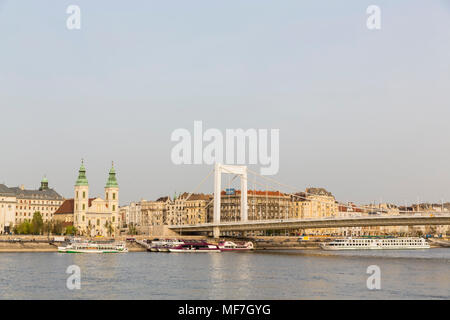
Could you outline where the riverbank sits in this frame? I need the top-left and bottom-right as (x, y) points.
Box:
(0, 235), (446, 252)
(0, 239), (146, 252)
(0, 241), (58, 252)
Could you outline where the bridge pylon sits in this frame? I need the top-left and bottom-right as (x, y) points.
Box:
(213, 163), (248, 236)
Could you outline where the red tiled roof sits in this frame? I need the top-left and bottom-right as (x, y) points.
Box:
(54, 198), (96, 215)
(178, 192), (211, 201)
(54, 199), (74, 214)
(221, 190), (287, 196)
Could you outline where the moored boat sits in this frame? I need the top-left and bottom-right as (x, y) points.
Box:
(149, 239), (184, 252)
(157, 245), (170, 252)
(58, 240), (128, 253)
(320, 237), (430, 250)
(218, 241), (254, 251)
(169, 242), (221, 253)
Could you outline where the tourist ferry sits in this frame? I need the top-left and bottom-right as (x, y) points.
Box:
(58, 241), (128, 253)
(320, 237), (430, 250)
(169, 241), (221, 253)
(149, 239), (185, 252)
(218, 241), (254, 251)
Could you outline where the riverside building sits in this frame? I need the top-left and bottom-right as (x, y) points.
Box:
(70, 161), (121, 237)
(0, 178), (64, 233)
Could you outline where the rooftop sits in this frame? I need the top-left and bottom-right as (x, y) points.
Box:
(0, 183), (63, 200)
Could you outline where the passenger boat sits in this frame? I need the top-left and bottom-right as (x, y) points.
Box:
(218, 241), (254, 251)
(149, 239), (184, 252)
(58, 241), (128, 253)
(320, 237), (430, 250)
(169, 242), (221, 253)
(157, 245), (170, 252)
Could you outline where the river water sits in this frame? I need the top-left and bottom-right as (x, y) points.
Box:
(0, 249), (448, 299)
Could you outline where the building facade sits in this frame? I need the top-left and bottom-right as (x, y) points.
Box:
(0, 178), (64, 233)
(167, 193), (212, 226)
(140, 196), (171, 227)
(218, 190), (291, 222)
(120, 202), (142, 227)
(0, 185), (16, 234)
(72, 161), (121, 237)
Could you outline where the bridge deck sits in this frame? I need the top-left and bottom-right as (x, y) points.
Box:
(168, 215), (450, 232)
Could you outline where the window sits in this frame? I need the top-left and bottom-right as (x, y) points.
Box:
(113, 193), (116, 200)
(82, 204), (85, 210)
(83, 191), (86, 199)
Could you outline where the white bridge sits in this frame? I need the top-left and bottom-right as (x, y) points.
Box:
(170, 164), (450, 238)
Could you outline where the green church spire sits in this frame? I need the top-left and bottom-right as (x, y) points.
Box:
(105, 161), (118, 188)
(75, 159), (89, 186)
(39, 175), (49, 191)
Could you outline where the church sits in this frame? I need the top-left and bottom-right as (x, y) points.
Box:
(55, 160), (121, 237)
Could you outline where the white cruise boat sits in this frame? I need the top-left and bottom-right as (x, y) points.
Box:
(149, 239), (185, 252)
(58, 241), (128, 253)
(218, 241), (254, 251)
(320, 237), (430, 250)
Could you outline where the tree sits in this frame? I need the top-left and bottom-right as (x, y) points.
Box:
(16, 221), (32, 234)
(64, 225), (77, 235)
(52, 221), (64, 235)
(87, 220), (93, 237)
(31, 212), (44, 235)
(43, 221), (53, 236)
(104, 221), (114, 237)
(128, 223), (138, 235)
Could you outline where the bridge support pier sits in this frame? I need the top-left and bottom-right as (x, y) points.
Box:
(213, 226), (220, 239)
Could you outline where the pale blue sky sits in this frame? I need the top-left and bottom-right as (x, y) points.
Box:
(1, 1), (449, 205)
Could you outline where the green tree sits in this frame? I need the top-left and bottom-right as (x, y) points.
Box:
(64, 225), (77, 235)
(52, 221), (63, 235)
(43, 221), (53, 236)
(128, 223), (137, 235)
(16, 221), (32, 234)
(31, 212), (44, 235)
(87, 220), (93, 237)
(104, 221), (114, 237)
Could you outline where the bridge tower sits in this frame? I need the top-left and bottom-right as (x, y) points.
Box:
(213, 163), (248, 233)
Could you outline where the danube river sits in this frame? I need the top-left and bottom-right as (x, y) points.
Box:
(0, 249), (448, 299)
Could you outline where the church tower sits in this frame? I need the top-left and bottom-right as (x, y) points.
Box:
(39, 176), (49, 191)
(105, 162), (119, 231)
(74, 160), (89, 233)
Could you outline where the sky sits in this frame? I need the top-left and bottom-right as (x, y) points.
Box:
(1, 0), (449, 205)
